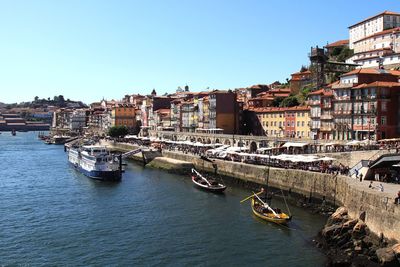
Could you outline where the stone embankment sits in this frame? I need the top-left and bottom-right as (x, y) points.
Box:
(161, 151), (400, 245)
(318, 207), (400, 266)
(100, 141), (400, 245)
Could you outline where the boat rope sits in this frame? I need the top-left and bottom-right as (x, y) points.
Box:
(253, 192), (280, 218)
(281, 188), (292, 217)
(191, 168), (212, 186)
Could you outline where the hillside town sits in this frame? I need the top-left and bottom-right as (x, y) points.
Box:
(2, 7), (400, 267)
(45, 11), (400, 147)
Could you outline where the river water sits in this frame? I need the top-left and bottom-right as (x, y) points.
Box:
(0, 132), (327, 266)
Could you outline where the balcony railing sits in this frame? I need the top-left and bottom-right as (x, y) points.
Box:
(320, 114), (333, 120)
(320, 126), (333, 131)
(333, 110), (351, 115)
(322, 104), (332, 109)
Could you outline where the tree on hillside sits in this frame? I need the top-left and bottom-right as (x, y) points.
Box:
(300, 65), (308, 72)
(272, 97), (285, 107)
(280, 96), (299, 107)
(34, 96), (39, 102)
(336, 47), (353, 62)
(108, 126), (129, 138)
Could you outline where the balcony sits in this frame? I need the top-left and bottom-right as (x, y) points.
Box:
(333, 110), (351, 115)
(308, 100), (320, 106)
(320, 126), (333, 132)
(322, 103), (332, 109)
(320, 114), (333, 120)
(310, 114), (321, 118)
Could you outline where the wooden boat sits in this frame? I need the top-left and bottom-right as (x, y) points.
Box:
(191, 168), (226, 193)
(251, 194), (291, 225)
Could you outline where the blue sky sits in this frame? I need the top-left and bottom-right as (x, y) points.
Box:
(1, 0), (399, 104)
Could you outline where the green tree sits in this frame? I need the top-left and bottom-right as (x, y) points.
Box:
(336, 48), (354, 62)
(280, 96), (299, 107)
(34, 96), (39, 102)
(108, 126), (129, 138)
(272, 97), (285, 107)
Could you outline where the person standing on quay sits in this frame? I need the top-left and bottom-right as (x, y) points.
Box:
(395, 191), (400, 204)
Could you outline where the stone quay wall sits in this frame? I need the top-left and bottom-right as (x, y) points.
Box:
(99, 140), (400, 242)
(162, 151), (400, 242)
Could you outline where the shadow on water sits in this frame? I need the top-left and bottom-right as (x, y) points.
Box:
(252, 214), (293, 237)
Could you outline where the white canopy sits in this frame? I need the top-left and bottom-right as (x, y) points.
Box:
(124, 135), (138, 139)
(324, 142), (342, 147)
(282, 142), (309, 148)
(346, 140), (361, 146)
(318, 156), (336, 161)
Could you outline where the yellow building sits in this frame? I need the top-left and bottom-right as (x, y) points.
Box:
(111, 103), (136, 128)
(291, 106), (311, 139)
(253, 106), (310, 139)
(253, 107), (286, 138)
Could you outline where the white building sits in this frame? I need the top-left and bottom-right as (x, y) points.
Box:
(347, 11), (400, 68)
(69, 110), (87, 131)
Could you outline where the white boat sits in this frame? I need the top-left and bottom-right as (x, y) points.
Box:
(68, 145), (122, 181)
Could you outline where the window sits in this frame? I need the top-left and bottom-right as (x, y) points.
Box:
(381, 102), (387, 111)
(302, 121), (305, 127)
(381, 116), (387, 125)
(297, 121), (300, 127)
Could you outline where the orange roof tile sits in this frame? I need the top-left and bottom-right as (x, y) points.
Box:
(325, 39), (349, 48)
(341, 68), (395, 77)
(353, 81), (400, 88)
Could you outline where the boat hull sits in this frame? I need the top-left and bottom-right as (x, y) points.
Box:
(191, 177), (226, 193)
(70, 163), (121, 181)
(251, 199), (290, 225)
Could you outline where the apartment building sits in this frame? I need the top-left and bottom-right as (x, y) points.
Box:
(348, 11), (400, 68)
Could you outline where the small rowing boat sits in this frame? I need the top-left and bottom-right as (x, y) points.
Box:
(251, 193), (291, 225)
(191, 168), (226, 193)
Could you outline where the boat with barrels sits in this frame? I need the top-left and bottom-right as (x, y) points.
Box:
(191, 168), (226, 193)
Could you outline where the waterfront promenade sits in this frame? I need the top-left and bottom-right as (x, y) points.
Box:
(103, 140), (400, 243)
(0, 132), (327, 266)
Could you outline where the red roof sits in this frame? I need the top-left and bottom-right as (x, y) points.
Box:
(155, 109), (170, 114)
(341, 68), (395, 77)
(349, 11), (400, 29)
(325, 39), (349, 48)
(291, 70), (311, 76)
(308, 89), (324, 95)
(250, 106), (310, 113)
(353, 81), (400, 88)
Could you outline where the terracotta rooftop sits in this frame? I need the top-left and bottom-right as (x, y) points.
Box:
(155, 109), (171, 114)
(353, 81), (400, 88)
(325, 39), (349, 48)
(250, 106), (310, 113)
(291, 70), (311, 76)
(341, 68), (395, 77)
(349, 11), (400, 29)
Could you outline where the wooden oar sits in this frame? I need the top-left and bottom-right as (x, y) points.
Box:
(240, 191), (263, 203)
